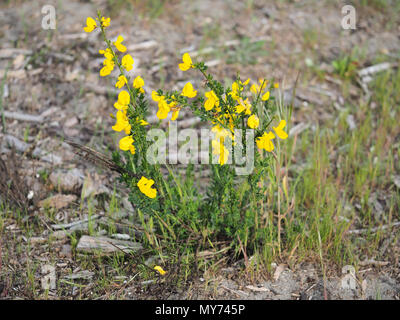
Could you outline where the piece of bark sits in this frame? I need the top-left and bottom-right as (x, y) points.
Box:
(76, 235), (142, 254)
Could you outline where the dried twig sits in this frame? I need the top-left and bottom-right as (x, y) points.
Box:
(65, 139), (138, 178)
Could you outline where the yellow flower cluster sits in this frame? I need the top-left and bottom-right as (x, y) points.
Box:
(152, 91), (180, 121)
(99, 48), (115, 77)
(256, 120), (288, 152)
(86, 14), (157, 199)
(151, 79), (197, 121)
(251, 79), (270, 101)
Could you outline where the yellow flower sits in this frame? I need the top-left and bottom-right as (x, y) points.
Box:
(181, 82), (197, 98)
(235, 98), (252, 115)
(212, 125), (232, 142)
(247, 114), (259, 129)
(136, 117), (149, 126)
(230, 82), (240, 101)
(137, 176), (157, 199)
(119, 135), (135, 154)
(101, 17), (110, 28)
(113, 35), (127, 53)
(256, 131), (275, 152)
(115, 75), (128, 89)
(151, 91), (162, 102)
(262, 91), (270, 101)
(274, 82), (279, 89)
(121, 54), (134, 71)
(118, 90), (130, 105)
(133, 76), (145, 93)
(273, 119), (288, 139)
(179, 53), (193, 71)
(156, 99), (170, 120)
(204, 90), (219, 111)
(100, 55), (115, 77)
(171, 109), (180, 121)
(99, 48), (113, 60)
(251, 78), (268, 94)
(212, 139), (229, 165)
(112, 110), (131, 135)
(154, 266), (167, 275)
(83, 17), (97, 33)
(242, 78), (250, 86)
(114, 90), (130, 110)
(100, 65), (113, 77)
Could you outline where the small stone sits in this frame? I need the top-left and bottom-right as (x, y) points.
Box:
(49, 168), (84, 193)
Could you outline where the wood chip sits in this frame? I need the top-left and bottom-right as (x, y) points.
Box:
(76, 235), (142, 254)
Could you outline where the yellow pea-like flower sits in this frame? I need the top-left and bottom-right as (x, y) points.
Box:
(235, 98), (252, 115)
(101, 17), (110, 28)
(171, 109), (180, 121)
(256, 131), (275, 152)
(99, 48), (113, 60)
(179, 53), (193, 71)
(247, 114), (259, 129)
(137, 117), (149, 126)
(133, 76), (145, 93)
(273, 119), (288, 140)
(154, 266), (167, 275)
(112, 111), (131, 135)
(137, 176), (157, 199)
(250, 84), (258, 94)
(83, 17), (97, 33)
(274, 82), (279, 89)
(115, 75), (128, 89)
(212, 125), (232, 142)
(121, 54), (134, 71)
(204, 90), (219, 111)
(230, 82), (240, 101)
(113, 35), (127, 53)
(181, 82), (197, 98)
(118, 90), (130, 106)
(151, 91), (162, 102)
(156, 99), (170, 120)
(262, 91), (270, 101)
(242, 78), (250, 86)
(100, 65), (112, 77)
(119, 135), (135, 155)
